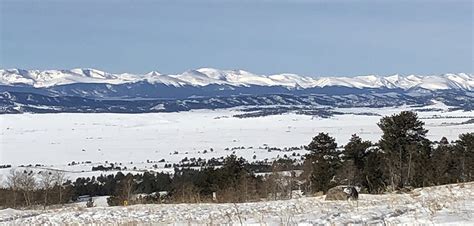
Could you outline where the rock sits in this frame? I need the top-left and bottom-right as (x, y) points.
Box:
(325, 185), (359, 201)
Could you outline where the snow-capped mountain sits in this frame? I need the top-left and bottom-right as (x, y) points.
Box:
(1, 68), (472, 91)
(1, 68), (472, 114)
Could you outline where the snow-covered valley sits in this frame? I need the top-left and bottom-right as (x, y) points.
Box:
(0, 102), (472, 182)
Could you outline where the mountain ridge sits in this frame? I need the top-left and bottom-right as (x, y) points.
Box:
(2, 88), (472, 114)
(1, 68), (472, 91)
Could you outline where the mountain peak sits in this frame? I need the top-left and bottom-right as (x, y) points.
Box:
(146, 71), (162, 76)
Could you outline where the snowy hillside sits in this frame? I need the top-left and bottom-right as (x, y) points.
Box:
(1, 68), (472, 91)
(1, 182), (472, 224)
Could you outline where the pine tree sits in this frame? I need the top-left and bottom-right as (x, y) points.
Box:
(432, 137), (457, 184)
(363, 146), (386, 193)
(455, 133), (474, 182)
(341, 134), (372, 186)
(378, 111), (430, 189)
(305, 133), (339, 193)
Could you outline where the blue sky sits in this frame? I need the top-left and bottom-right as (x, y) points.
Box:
(0, 0), (472, 76)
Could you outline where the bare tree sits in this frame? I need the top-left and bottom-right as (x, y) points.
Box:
(174, 182), (200, 203)
(18, 169), (36, 206)
(120, 174), (135, 204)
(39, 171), (54, 209)
(52, 171), (67, 204)
(6, 169), (20, 207)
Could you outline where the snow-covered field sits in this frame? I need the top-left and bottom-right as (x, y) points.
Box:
(1, 103), (472, 165)
(0, 103), (473, 224)
(1, 182), (472, 225)
(0, 103), (473, 182)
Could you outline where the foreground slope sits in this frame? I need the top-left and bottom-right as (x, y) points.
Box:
(1, 182), (472, 225)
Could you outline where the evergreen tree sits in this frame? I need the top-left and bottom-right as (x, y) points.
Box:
(432, 137), (458, 184)
(378, 111), (430, 189)
(305, 133), (339, 193)
(408, 138), (434, 187)
(339, 134), (373, 187)
(363, 146), (386, 193)
(455, 133), (474, 182)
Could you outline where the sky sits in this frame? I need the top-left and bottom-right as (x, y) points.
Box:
(0, 0), (472, 76)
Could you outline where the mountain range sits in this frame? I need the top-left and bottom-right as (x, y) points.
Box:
(0, 68), (473, 114)
(1, 68), (473, 91)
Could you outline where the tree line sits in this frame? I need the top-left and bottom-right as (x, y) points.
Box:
(0, 111), (472, 208)
(302, 111), (473, 194)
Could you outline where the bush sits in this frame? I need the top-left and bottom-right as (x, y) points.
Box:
(106, 196), (123, 206)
